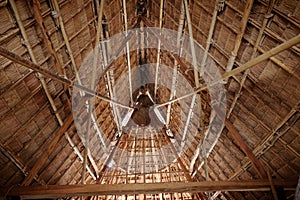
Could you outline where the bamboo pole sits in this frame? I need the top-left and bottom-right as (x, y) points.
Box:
(102, 17), (122, 132)
(51, 0), (81, 83)
(82, 0), (104, 185)
(183, 0), (200, 88)
(122, 0), (134, 105)
(9, 0), (63, 125)
(191, 0), (220, 180)
(8, 2), (93, 186)
(2, 0), (119, 183)
(0, 46), (131, 109)
(183, 0), (203, 157)
(155, 34), (300, 107)
(32, 0), (64, 75)
(165, 0), (184, 129)
(227, 0), (276, 118)
(225, 0), (254, 73)
(199, 0), (219, 76)
(181, 94), (196, 150)
(0, 143), (45, 185)
(154, 0), (165, 100)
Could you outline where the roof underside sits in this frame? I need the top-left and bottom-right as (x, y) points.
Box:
(0, 0), (299, 199)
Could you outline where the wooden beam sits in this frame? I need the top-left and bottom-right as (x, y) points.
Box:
(267, 170), (279, 200)
(32, 0), (64, 75)
(225, 119), (267, 179)
(2, 180), (296, 198)
(21, 115), (73, 186)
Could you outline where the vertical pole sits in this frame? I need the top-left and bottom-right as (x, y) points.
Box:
(154, 0), (165, 100)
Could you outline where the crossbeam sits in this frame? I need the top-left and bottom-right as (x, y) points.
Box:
(0, 46), (130, 109)
(2, 180), (296, 199)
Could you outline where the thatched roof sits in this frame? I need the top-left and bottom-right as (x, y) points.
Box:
(0, 0), (299, 199)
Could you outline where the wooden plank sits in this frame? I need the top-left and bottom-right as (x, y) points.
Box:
(3, 180), (296, 199)
(21, 115), (74, 186)
(225, 119), (267, 179)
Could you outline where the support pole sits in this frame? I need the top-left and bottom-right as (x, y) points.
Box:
(51, 0), (81, 82)
(183, 0), (200, 87)
(183, 0), (204, 150)
(155, 34), (300, 107)
(165, 0), (185, 129)
(32, 0), (64, 75)
(200, 0), (219, 75)
(9, 0), (81, 186)
(227, 0), (275, 118)
(122, 0), (134, 105)
(225, 0), (254, 72)
(82, 0), (104, 184)
(154, 0), (165, 100)
(0, 46), (131, 109)
(0, 143), (45, 185)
